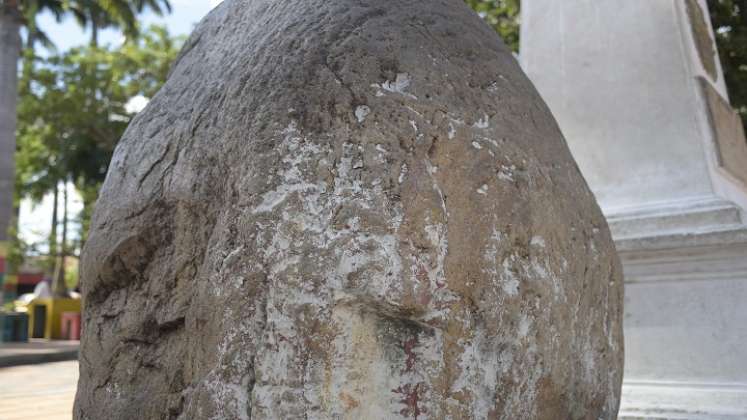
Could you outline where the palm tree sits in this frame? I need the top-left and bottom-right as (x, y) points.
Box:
(1, 0), (56, 303)
(1, 0), (62, 254)
(0, 4), (22, 258)
(2, 0), (171, 299)
(67, 0), (171, 46)
(23, 0), (64, 51)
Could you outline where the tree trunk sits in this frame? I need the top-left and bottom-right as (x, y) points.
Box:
(52, 181), (68, 297)
(0, 2), (21, 304)
(49, 181), (58, 263)
(0, 3), (21, 245)
(90, 20), (98, 47)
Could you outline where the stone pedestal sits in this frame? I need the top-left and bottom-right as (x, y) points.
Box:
(521, 0), (747, 418)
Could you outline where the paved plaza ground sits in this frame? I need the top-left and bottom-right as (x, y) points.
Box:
(0, 340), (79, 368)
(0, 361), (78, 420)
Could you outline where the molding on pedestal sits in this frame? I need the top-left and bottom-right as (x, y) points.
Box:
(619, 239), (747, 285)
(620, 380), (747, 420)
(604, 196), (747, 253)
(616, 224), (747, 255)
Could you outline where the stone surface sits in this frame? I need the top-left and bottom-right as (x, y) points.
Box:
(74, 0), (624, 419)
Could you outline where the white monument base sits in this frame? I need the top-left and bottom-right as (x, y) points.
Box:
(520, 1), (747, 418)
(613, 208), (747, 419)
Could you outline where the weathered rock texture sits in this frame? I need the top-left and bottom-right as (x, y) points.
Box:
(74, 0), (624, 419)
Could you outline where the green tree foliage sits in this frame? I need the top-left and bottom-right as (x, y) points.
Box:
(465, 0), (520, 52)
(15, 25), (183, 253)
(66, 0), (172, 46)
(708, 0), (747, 132)
(1, 1), (172, 296)
(20, 0), (65, 50)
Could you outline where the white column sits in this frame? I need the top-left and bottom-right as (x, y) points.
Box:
(521, 1), (747, 418)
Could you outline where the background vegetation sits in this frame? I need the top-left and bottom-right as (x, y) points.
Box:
(465, 0), (521, 52)
(708, 0), (747, 132)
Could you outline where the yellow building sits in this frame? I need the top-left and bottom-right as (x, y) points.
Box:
(26, 298), (81, 340)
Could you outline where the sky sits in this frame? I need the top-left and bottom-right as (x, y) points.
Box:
(19, 0), (222, 251)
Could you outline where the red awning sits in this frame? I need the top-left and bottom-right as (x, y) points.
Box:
(17, 273), (45, 285)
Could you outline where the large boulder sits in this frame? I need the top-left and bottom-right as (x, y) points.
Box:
(74, 0), (624, 419)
